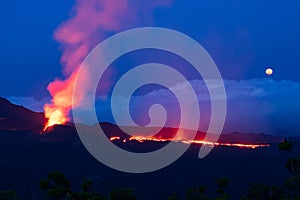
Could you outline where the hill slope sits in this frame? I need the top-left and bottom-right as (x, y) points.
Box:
(0, 97), (45, 132)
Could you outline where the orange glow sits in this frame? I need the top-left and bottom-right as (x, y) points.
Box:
(110, 136), (121, 141)
(43, 105), (68, 131)
(110, 136), (270, 149)
(43, 72), (79, 131)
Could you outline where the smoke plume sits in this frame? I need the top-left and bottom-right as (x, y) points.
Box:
(44, 0), (172, 129)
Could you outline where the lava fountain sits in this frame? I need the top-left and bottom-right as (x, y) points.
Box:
(43, 72), (77, 130)
(42, 0), (172, 131)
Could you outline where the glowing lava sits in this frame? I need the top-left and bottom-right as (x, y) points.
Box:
(110, 136), (270, 149)
(43, 106), (68, 131)
(42, 0), (173, 132)
(43, 73), (78, 131)
(110, 136), (121, 141)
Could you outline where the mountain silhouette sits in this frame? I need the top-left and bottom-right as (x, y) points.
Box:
(0, 97), (282, 144)
(0, 97), (45, 133)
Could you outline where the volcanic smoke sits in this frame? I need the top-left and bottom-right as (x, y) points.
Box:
(43, 0), (173, 130)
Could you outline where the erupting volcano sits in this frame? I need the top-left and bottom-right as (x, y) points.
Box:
(44, 107), (68, 130)
(43, 72), (77, 130)
(42, 0), (172, 130)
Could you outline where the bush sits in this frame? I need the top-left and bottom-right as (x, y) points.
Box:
(278, 139), (293, 151)
(110, 188), (136, 200)
(40, 171), (71, 200)
(286, 158), (300, 176)
(285, 176), (300, 194)
(0, 190), (18, 200)
(166, 192), (178, 200)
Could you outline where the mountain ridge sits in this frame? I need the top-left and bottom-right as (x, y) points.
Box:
(0, 97), (46, 132)
(0, 97), (283, 144)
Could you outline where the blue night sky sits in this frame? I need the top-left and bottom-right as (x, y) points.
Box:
(1, 0), (300, 135)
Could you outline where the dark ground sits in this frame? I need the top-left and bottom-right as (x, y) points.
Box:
(0, 128), (296, 200)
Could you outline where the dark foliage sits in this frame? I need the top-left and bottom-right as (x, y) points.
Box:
(39, 171), (71, 200)
(278, 139), (293, 151)
(110, 188), (136, 200)
(286, 158), (300, 176)
(0, 190), (18, 200)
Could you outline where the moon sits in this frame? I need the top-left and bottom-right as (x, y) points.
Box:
(265, 68), (273, 76)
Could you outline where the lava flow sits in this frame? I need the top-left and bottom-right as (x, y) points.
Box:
(110, 136), (270, 149)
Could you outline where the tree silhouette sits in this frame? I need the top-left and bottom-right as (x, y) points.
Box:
(110, 188), (136, 200)
(185, 188), (200, 200)
(166, 192), (178, 200)
(286, 158), (300, 176)
(198, 186), (210, 200)
(185, 186), (210, 200)
(243, 183), (274, 200)
(278, 138), (293, 151)
(285, 176), (300, 195)
(73, 178), (105, 200)
(0, 190), (18, 200)
(39, 171), (71, 200)
(215, 177), (229, 200)
(278, 137), (297, 176)
(81, 179), (93, 193)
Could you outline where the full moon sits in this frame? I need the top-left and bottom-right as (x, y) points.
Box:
(265, 68), (273, 76)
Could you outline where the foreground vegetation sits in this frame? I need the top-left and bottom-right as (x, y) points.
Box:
(0, 139), (299, 200)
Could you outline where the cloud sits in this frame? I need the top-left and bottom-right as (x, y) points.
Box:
(9, 78), (300, 135)
(96, 78), (300, 135)
(7, 96), (50, 112)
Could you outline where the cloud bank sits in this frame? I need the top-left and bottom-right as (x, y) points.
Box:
(96, 78), (300, 136)
(10, 78), (300, 135)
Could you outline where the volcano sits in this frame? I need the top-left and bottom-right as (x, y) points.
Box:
(0, 97), (283, 145)
(0, 98), (289, 199)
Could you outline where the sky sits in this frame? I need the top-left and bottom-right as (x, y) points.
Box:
(1, 0), (300, 135)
